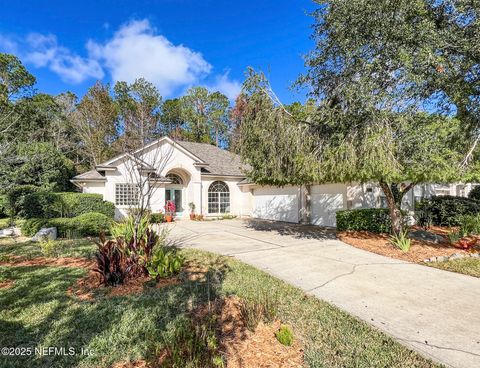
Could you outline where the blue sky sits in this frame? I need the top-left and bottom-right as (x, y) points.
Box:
(0, 0), (316, 103)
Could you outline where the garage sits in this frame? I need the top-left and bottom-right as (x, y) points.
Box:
(253, 186), (299, 223)
(310, 184), (346, 227)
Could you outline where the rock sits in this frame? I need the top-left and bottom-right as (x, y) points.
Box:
(470, 253), (479, 258)
(0, 228), (14, 237)
(436, 256), (447, 263)
(409, 229), (444, 244)
(32, 227), (57, 242)
(448, 253), (463, 261)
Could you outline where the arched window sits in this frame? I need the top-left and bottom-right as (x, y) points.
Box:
(166, 173), (183, 185)
(208, 181), (230, 213)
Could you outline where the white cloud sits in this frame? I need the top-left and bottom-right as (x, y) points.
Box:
(25, 33), (104, 84)
(0, 19), (241, 99)
(87, 19), (212, 96)
(207, 71), (242, 101)
(0, 35), (18, 54)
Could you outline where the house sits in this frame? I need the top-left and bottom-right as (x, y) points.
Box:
(71, 136), (476, 226)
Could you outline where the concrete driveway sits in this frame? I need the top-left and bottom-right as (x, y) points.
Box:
(164, 219), (480, 368)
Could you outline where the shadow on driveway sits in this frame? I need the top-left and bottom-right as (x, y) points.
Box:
(243, 219), (337, 240)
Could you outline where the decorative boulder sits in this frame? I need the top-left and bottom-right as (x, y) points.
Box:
(32, 227), (57, 242)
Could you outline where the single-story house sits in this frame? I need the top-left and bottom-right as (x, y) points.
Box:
(71, 136), (477, 226)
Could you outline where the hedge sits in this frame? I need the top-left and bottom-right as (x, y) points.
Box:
(336, 208), (392, 233)
(4, 185), (39, 218)
(415, 196), (480, 227)
(21, 212), (114, 238)
(55, 192), (115, 218)
(468, 186), (480, 201)
(0, 195), (7, 218)
(19, 192), (115, 219)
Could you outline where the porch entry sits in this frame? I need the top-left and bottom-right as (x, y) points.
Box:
(165, 189), (183, 215)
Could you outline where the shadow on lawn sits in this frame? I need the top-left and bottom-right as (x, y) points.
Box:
(0, 257), (231, 368)
(244, 219), (337, 240)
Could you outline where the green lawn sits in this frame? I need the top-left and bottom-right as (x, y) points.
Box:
(426, 257), (480, 278)
(0, 237), (438, 368)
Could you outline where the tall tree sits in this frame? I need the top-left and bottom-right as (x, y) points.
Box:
(181, 87), (230, 146)
(302, 0), (479, 170)
(114, 78), (162, 151)
(240, 69), (465, 234)
(70, 82), (118, 167)
(160, 98), (185, 139)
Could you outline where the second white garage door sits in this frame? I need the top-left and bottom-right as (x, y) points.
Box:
(253, 186), (299, 223)
(310, 184), (346, 227)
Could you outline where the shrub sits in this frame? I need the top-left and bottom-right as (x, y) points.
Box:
(239, 295), (277, 331)
(47, 217), (78, 238)
(275, 325), (294, 346)
(390, 229), (411, 253)
(146, 247), (184, 279)
(21, 218), (48, 236)
(21, 191), (62, 219)
(0, 195), (7, 218)
(75, 212), (114, 236)
(93, 238), (128, 286)
(336, 208), (392, 233)
(38, 239), (64, 257)
(55, 192), (115, 218)
(458, 214), (480, 237)
(150, 213), (165, 223)
(447, 230), (462, 245)
(415, 196), (480, 227)
(468, 186), (480, 201)
(5, 185), (39, 218)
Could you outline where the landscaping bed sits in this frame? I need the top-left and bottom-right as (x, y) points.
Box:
(337, 227), (479, 263)
(0, 236), (438, 367)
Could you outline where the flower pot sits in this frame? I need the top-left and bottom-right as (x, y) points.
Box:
(165, 215), (173, 223)
(189, 213), (195, 220)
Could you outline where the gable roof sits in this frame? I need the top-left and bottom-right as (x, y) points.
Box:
(175, 140), (246, 177)
(71, 169), (106, 182)
(72, 137), (247, 183)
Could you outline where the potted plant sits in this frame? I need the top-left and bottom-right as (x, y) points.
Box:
(188, 202), (196, 220)
(164, 200), (176, 223)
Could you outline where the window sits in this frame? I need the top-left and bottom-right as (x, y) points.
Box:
(208, 181), (230, 213)
(115, 183), (139, 206)
(379, 196), (388, 208)
(166, 173), (183, 184)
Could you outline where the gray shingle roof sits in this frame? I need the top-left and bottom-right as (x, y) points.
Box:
(71, 169), (106, 181)
(176, 141), (247, 177)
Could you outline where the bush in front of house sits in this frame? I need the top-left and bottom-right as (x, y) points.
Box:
(336, 208), (392, 233)
(18, 191), (115, 220)
(415, 195), (480, 227)
(21, 218), (49, 236)
(21, 212), (113, 238)
(468, 186), (480, 201)
(56, 192), (115, 218)
(4, 185), (39, 218)
(20, 191), (62, 219)
(150, 213), (165, 223)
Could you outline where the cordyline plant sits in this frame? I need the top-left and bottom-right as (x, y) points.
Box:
(93, 225), (159, 286)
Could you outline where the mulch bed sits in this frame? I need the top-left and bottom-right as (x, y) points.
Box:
(0, 279), (14, 289)
(0, 255), (95, 268)
(337, 226), (480, 263)
(216, 296), (304, 368)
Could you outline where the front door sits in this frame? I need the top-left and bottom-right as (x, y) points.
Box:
(165, 189), (183, 215)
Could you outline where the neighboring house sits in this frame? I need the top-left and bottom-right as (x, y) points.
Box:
(71, 136), (476, 226)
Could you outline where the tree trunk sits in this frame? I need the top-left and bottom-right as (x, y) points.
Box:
(379, 182), (415, 234)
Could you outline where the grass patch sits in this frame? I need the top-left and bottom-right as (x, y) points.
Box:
(0, 238), (96, 260)
(0, 238), (438, 367)
(426, 257), (480, 277)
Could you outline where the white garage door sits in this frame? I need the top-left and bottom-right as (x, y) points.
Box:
(310, 184), (346, 227)
(253, 187), (299, 223)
